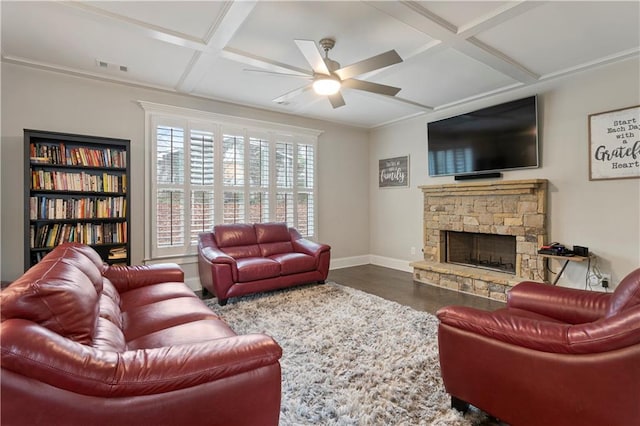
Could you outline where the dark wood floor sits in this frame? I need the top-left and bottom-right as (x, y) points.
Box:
(328, 264), (505, 315)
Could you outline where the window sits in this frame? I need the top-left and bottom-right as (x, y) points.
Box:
(142, 102), (321, 260)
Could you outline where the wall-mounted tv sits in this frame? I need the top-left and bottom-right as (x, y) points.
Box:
(427, 96), (539, 177)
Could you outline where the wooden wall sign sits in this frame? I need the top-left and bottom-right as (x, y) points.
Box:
(379, 155), (409, 188)
(589, 105), (640, 180)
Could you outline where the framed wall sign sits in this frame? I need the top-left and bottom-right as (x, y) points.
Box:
(379, 155), (409, 188)
(589, 105), (640, 181)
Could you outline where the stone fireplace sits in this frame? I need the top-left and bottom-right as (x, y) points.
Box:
(411, 179), (548, 301)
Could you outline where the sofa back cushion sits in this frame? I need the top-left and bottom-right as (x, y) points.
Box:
(256, 222), (293, 256)
(605, 268), (640, 318)
(214, 223), (261, 258)
(0, 243), (102, 345)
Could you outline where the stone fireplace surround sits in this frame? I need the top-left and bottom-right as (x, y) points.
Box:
(411, 179), (548, 301)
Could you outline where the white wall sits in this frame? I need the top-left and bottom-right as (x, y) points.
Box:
(3, 58), (639, 291)
(369, 58), (640, 289)
(1, 63), (370, 285)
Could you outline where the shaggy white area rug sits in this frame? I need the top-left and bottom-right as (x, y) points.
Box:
(205, 282), (488, 425)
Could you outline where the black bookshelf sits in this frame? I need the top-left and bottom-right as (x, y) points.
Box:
(24, 129), (131, 270)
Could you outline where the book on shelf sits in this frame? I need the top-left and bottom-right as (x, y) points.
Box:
(31, 143), (127, 168)
(30, 156), (51, 164)
(108, 246), (127, 260)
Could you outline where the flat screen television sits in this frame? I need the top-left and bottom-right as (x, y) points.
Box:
(427, 96), (539, 177)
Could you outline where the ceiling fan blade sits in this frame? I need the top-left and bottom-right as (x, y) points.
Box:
(328, 92), (346, 109)
(334, 50), (402, 80)
(272, 84), (313, 105)
(342, 79), (401, 97)
(244, 69), (312, 79)
(294, 39), (331, 75)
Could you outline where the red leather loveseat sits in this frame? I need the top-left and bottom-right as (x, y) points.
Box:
(1, 243), (283, 426)
(198, 222), (331, 305)
(437, 268), (640, 426)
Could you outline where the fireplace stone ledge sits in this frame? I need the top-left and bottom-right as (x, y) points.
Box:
(411, 260), (540, 302)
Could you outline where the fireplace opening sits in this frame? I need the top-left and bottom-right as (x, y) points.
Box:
(446, 231), (517, 274)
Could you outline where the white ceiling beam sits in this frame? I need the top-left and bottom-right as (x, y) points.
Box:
(177, 1), (258, 93)
(457, 1), (547, 38)
(367, 0), (540, 84)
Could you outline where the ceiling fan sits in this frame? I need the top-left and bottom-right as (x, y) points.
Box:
(249, 38), (404, 109)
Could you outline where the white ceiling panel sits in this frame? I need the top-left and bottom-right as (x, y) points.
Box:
(2, 1), (638, 128)
(192, 55), (312, 107)
(475, 1), (640, 76)
(375, 48), (519, 107)
(88, 1), (227, 41)
(227, 1), (435, 71)
(1, 1), (195, 88)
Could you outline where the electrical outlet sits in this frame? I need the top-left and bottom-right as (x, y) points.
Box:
(601, 273), (611, 288)
(411, 247), (416, 255)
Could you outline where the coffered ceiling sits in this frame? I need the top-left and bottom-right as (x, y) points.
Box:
(2, 1), (639, 128)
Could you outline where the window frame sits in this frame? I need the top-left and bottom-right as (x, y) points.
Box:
(141, 101), (322, 262)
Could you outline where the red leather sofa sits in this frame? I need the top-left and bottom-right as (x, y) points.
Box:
(437, 268), (640, 426)
(198, 222), (331, 305)
(1, 243), (283, 426)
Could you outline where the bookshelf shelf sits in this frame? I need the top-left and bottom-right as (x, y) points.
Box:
(24, 129), (131, 269)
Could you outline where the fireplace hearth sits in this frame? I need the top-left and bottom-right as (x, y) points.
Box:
(411, 179), (548, 301)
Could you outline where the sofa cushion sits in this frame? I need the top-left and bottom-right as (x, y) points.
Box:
(214, 223), (258, 248)
(127, 319), (237, 350)
(119, 281), (201, 312)
(93, 316), (127, 351)
(260, 241), (294, 257)
(236, 258), (281, 282)
(255, 222), (290, 243)
(122, 297), (219, 342)
(606, 268), (640, 317)
(221, 244), (262, 259)
(269, 253), (317, 275)
(256, 223), (294, 256)
(0, 245), (101, 345)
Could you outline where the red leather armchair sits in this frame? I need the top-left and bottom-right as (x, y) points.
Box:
(437, 268), (640, 426)
(1, 243), (282, 426)
(198, 222), (331, 305)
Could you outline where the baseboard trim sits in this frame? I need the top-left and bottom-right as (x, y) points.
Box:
(185, 276), (201, 292)
(369, 255), (414, 273)
(330, 255), (371, 270)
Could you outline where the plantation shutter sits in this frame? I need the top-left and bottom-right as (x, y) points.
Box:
(275, 141), (294, 224)
(222, 132), (245, 223)
(296, 143), (315, 237)
(249, 136), (269, 223)
(156, 125), (185, 249)
(189, 129), (214, 243)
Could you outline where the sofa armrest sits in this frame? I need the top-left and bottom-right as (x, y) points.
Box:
(437, 303), (640, 354)
(289, 228), (330, 257)
(292, 238), (330, 257)
(508, 281), (611, 323)
(199, 245), (236, 265)
(437, 306), (574, 353)
(104, 263), (184, 293)
(1, 320), (282, 397)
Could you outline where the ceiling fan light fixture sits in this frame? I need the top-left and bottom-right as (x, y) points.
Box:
(313, 76), (341, 95)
